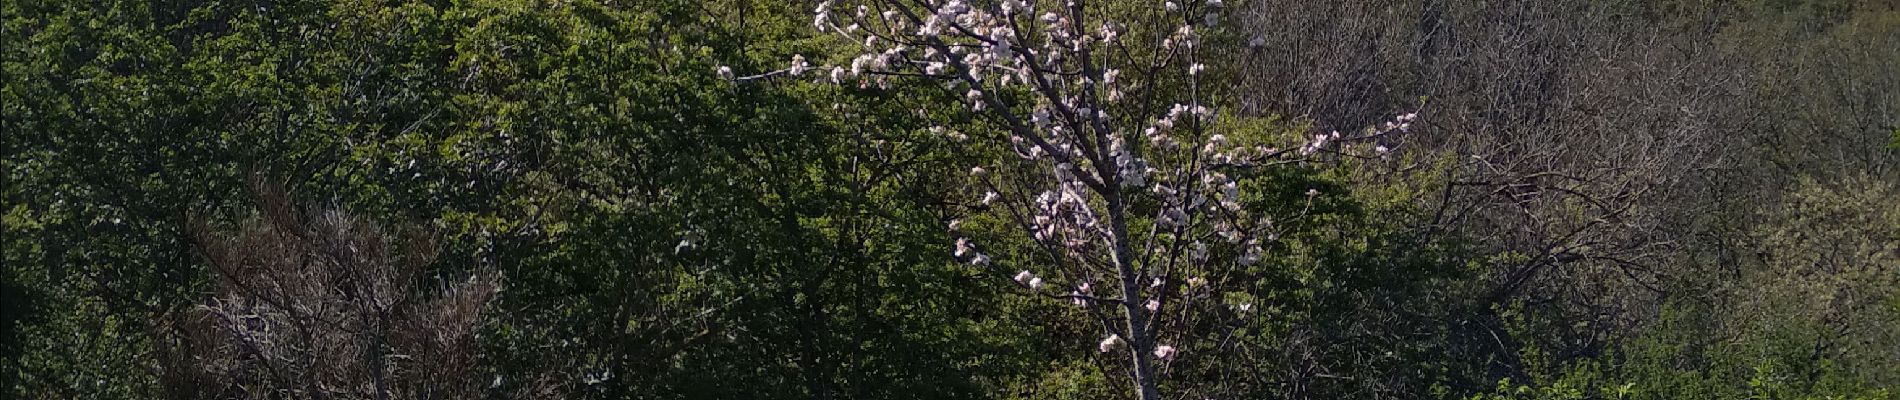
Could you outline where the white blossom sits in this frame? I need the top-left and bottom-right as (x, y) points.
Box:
(850, 55), (869, 76)
(1154, 345), (1178, 361)
(1071, 282), (1092, 306)
(675, 228), (705, 254)
(789, 54), (810, 76)
(1099, 334), (1124, 353)
(1238, 245), (1262, 266)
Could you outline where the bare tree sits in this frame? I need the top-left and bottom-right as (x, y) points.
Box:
(1232, 0), (1899, 376)
(155, 183), (499, 400)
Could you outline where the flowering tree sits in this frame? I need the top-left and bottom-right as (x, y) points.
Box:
(725, 0), (1412, 398)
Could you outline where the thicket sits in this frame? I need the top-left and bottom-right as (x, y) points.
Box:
(3, 0), (1895, 399)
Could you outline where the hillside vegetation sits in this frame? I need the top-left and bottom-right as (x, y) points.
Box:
(4, 0), (1896, 399)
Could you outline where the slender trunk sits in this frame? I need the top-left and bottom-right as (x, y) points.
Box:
(1107, 195), (1161, 400)
(367, 311), (389, 400)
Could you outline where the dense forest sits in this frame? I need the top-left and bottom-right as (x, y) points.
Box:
(3, 0), (1897, 399)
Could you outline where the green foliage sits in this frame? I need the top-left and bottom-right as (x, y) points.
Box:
(3, 0), (1895, 399)
(2, 0), (1031, 398)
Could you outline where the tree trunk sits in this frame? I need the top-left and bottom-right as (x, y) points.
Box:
(1108, 195), (1162, 400)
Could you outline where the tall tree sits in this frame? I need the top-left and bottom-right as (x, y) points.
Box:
(732, 1), (1416, 398)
